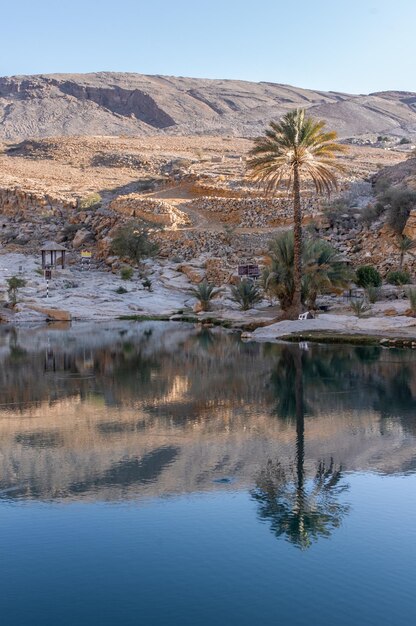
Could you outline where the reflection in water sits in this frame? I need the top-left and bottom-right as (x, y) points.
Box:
(0, 322), (415, 513)
(253, 345), (350, 549)
(1, 322), (415, 626)
(252, 458), (349, 549)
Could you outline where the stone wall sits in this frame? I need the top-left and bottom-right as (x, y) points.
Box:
(109, 194), (191, 227)
(189, 196), (318, 227)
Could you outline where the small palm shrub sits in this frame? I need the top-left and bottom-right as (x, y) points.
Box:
(120, 267), (134, 280)
(265, 231), (351, 310)
(115, 286), (128, 294)
(7, 276), (26, 306)
(355, 265), (382, 288)
(406, 288), (416, 314)
(350, 298), (371, 318)
(365, 286), (381, 303)
(188, 280), (222, 312)
(231, 279), (262, 311)
(386, 270), (411, 286)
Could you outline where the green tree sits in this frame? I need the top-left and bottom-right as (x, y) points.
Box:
(247, 109), (345, 317)
(6, 276), (26, 307)
(111, 221), (158, 264)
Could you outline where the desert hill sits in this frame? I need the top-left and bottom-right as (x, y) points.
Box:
(1, 72), (416, 141)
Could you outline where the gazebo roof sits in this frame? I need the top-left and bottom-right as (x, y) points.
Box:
(40, 241), (68, 252)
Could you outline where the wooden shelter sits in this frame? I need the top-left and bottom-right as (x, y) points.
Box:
(40, 241), (67, 270)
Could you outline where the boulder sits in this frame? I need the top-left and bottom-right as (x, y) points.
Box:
(72, 228), (93, 248)
(29, 306), (72, 321)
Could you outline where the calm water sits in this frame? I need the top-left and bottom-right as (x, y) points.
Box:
(0, 322), (415, 626)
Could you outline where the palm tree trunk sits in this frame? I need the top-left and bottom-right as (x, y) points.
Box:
(292, 164), (302, 316)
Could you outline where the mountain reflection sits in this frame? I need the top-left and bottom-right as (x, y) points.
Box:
(0, 322), (415, 504)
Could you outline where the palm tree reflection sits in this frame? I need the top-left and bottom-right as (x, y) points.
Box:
(252, 345), (350, 549)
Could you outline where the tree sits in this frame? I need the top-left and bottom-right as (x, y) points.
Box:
(247, 109), (346, 317)
(396, 234), (416, 268)
(265, 231), (351, 311)
(6, 276), (26, 307)
(110, 221), (158, 264)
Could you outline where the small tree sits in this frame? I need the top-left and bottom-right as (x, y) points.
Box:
(7, 276), (26, 306)
(111, 221), (158, 264)
(396, 235), (416, 268)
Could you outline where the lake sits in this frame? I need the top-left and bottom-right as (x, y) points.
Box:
(0, 322), (415, 625)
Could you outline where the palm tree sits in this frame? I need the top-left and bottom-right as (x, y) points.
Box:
(265, 231), (351, 310)
(396, 234), (416, 268)
(247, 109), (346, 317)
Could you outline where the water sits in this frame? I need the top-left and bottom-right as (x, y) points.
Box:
(0, 322), (415, 625)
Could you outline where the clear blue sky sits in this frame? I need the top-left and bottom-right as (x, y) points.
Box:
(2, 0), (415, 94)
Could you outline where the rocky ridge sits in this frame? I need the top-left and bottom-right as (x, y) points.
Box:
(2, 72), (416, 141)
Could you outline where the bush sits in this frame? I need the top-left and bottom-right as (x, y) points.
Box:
(115, 286), (128, 294)
(399, 137), (411, 145)
(386, 270), (411, 286)
(188, 280), (222, 312)
(79, 193), (102, 211)
(111, 221), (158, 264)
(231, 279), (262, 311)
(406, 288), (416, 314)
(142, 277), (153, 291)
(365, 286), (381, 303)
(378, 188), (416, 234)
(350, 298), (371, 318)
(120, 267), (134, 280)
(355, 265), (382, 288)
(360, 203), (384, 226)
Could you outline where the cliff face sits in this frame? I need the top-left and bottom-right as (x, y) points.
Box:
(1, 72), (416, 141)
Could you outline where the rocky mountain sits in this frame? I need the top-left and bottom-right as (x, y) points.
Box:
(1, 72), (416, 141)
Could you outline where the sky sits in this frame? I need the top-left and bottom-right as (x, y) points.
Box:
(1, 0), (415, 94)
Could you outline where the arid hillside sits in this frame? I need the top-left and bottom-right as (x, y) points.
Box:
(1, 72), (416, 141)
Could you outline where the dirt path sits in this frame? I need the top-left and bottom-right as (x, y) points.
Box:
(145, 183), (285, 235)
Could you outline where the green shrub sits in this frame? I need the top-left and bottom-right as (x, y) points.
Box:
(231, 279), (262, 311)
(142, 277), (153, 291)
(188, 280), (222, 312)
(365, 286), (381, 303)
(79, 193), (102, 211)
(111, 221), (158, 264)
(120, 267), (134, 280)
(6, 276), (26, 306)
(355, 265), (382, 288)
(399, 137), (411, 145)
(386, 270), (411, 285)
(406, 288), (416, 314)
(378, 188), (416, 234)
(350, 298), (371, 318)
(360, 203), (384, 226)
(115, 286), (128, 294)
